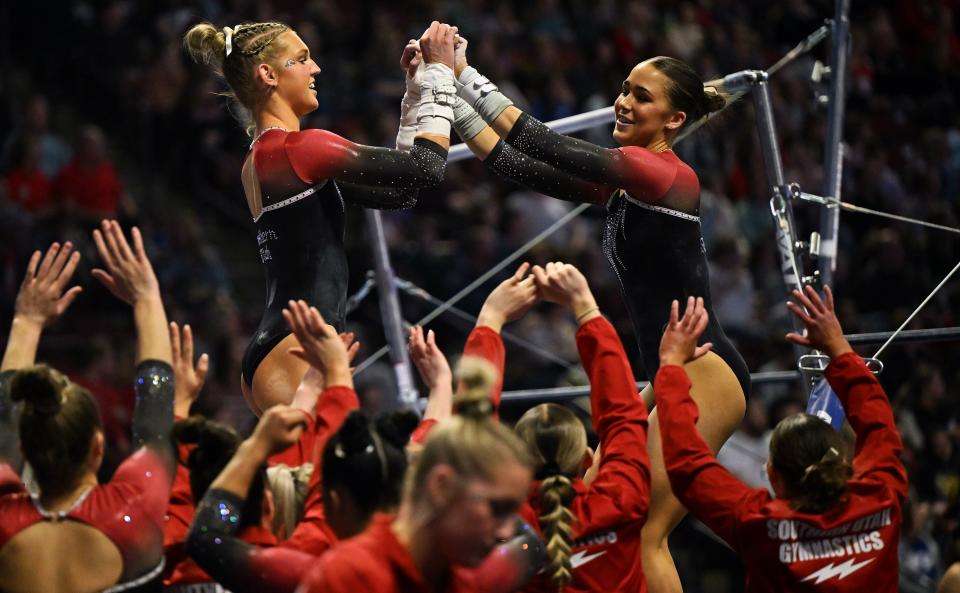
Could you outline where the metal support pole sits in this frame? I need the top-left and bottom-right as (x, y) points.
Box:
(750, 76), (817, 381)
(819, 0), (851, 289)
(364, 210), (419, 409)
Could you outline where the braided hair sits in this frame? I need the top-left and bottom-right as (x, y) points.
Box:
(515, 403), (588, 591)
(183, 21), (292, 135)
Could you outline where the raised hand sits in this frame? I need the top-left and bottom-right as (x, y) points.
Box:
(785, 285), (852, 358)
(419, 21), (456, 70)
(400, 39), (422, 80)
(659, 297), (713, 367)
(249, 405), (309, 458)
(454, 34), (469, 78)
(282, 300), (351, 388)
(91, 220), (160, 306)
(477, 262), (540, 332)
(531, 261), (599, 323)
(13, 242), (82, 328)
(409, 325), (452, 388)
(170, 322), (209, 418)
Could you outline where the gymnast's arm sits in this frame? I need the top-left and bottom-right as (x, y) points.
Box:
(462, 125), (613, 204)
(186, 406), (313, 593)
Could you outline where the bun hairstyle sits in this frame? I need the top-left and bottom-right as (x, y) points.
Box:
(11, 365), (102, 499)
(515, 404), (589, 591)
(405, 357), (535, 525)
(173, 416), (266, 528)
(770, 414), (853, 514)
(649, 56), (729, 131)
(182, 21), (291, 136)
(322, 409), (420, 518)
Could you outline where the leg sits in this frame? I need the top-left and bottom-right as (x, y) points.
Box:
(242, 334), (310, 415)
(939, 563), (960, 593)
(640, 351), (746, 593)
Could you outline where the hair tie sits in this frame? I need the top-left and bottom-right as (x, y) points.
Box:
(223, 26), (234, 57)
(820, 447), (840, 463)
(536, 461), (563, 481)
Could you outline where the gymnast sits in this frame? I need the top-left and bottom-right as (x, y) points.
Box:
(182, 20), (458, 414)
(0, 222), (174, 593)
(447, 37), (748, 592)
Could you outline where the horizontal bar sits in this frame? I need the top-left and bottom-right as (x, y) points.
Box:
(448, 107), (614, 163)
(500, 327), (960, 403)
(501, 370), (800, 403)
(848, 326), (960, 345)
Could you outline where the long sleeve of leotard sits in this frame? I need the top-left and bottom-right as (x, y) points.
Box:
(654, 364), (767, 549)
(496, 112), (679, 202)
(186, 488), (314, 593)
(336, 182), (419, 210)
(0, 371), (20, 470)
(131, 360), (175, 476)
(825, 353), (908, 499)
(484, 140), (613, 204)
(576, 317), (652, 524)
(285, 132), (447, 190)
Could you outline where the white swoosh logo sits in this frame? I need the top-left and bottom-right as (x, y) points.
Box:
(569, 549), (607, 569)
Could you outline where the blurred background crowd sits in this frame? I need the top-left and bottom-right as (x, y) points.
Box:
(1, 1), (957, 590)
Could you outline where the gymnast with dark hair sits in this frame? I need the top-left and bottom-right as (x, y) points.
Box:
(182, 20), (459, 414)
(446, 37), (748, 592)
(654, 288), (906, 591)
(0, 221), (175, 593)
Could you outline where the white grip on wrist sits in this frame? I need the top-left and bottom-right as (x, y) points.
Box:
(416, 63), (456, 137)
(456, 66), (512, 124)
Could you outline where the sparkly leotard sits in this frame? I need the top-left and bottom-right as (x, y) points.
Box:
(0, 361), (174, 592)
(483, 113), (750, 395)
(241, 129), (447, 385)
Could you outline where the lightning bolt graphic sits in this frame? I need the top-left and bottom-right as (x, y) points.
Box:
(569, 549), (607, 569)
(801, 557), (876, 584)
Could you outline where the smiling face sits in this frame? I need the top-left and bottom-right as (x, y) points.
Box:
(612, 60), (687, 149)
(270, 30), (321, 116)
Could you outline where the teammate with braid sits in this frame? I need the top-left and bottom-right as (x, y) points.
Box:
(183, 21), (458, 413)
(514, 262), (653, 592)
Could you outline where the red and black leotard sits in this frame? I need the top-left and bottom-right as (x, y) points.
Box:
(242, 130), (447, 385)
(0, 360), (175, 593)
(482, 114), (750, 395)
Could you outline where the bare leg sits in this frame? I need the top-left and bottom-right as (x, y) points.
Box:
(640, 351), (746, 593)
(241, 334), (310, 415)
(938, 563), (960, 593)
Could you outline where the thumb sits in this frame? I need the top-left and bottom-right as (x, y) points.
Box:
(57, 286), (83, 313)
(195, 353), (210, 382)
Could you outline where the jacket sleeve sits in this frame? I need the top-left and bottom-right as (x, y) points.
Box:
(576, 317), (652, 525)
(654, 365), (767, 548)
(825, 352), (908, 499)
(463, 325), (506, 410)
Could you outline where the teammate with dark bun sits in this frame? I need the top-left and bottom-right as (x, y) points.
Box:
(448, 37), (746, 592)
(182, 20), (459, 413)
(654, 288), (906, 592)
(0, 222), (175, 593)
